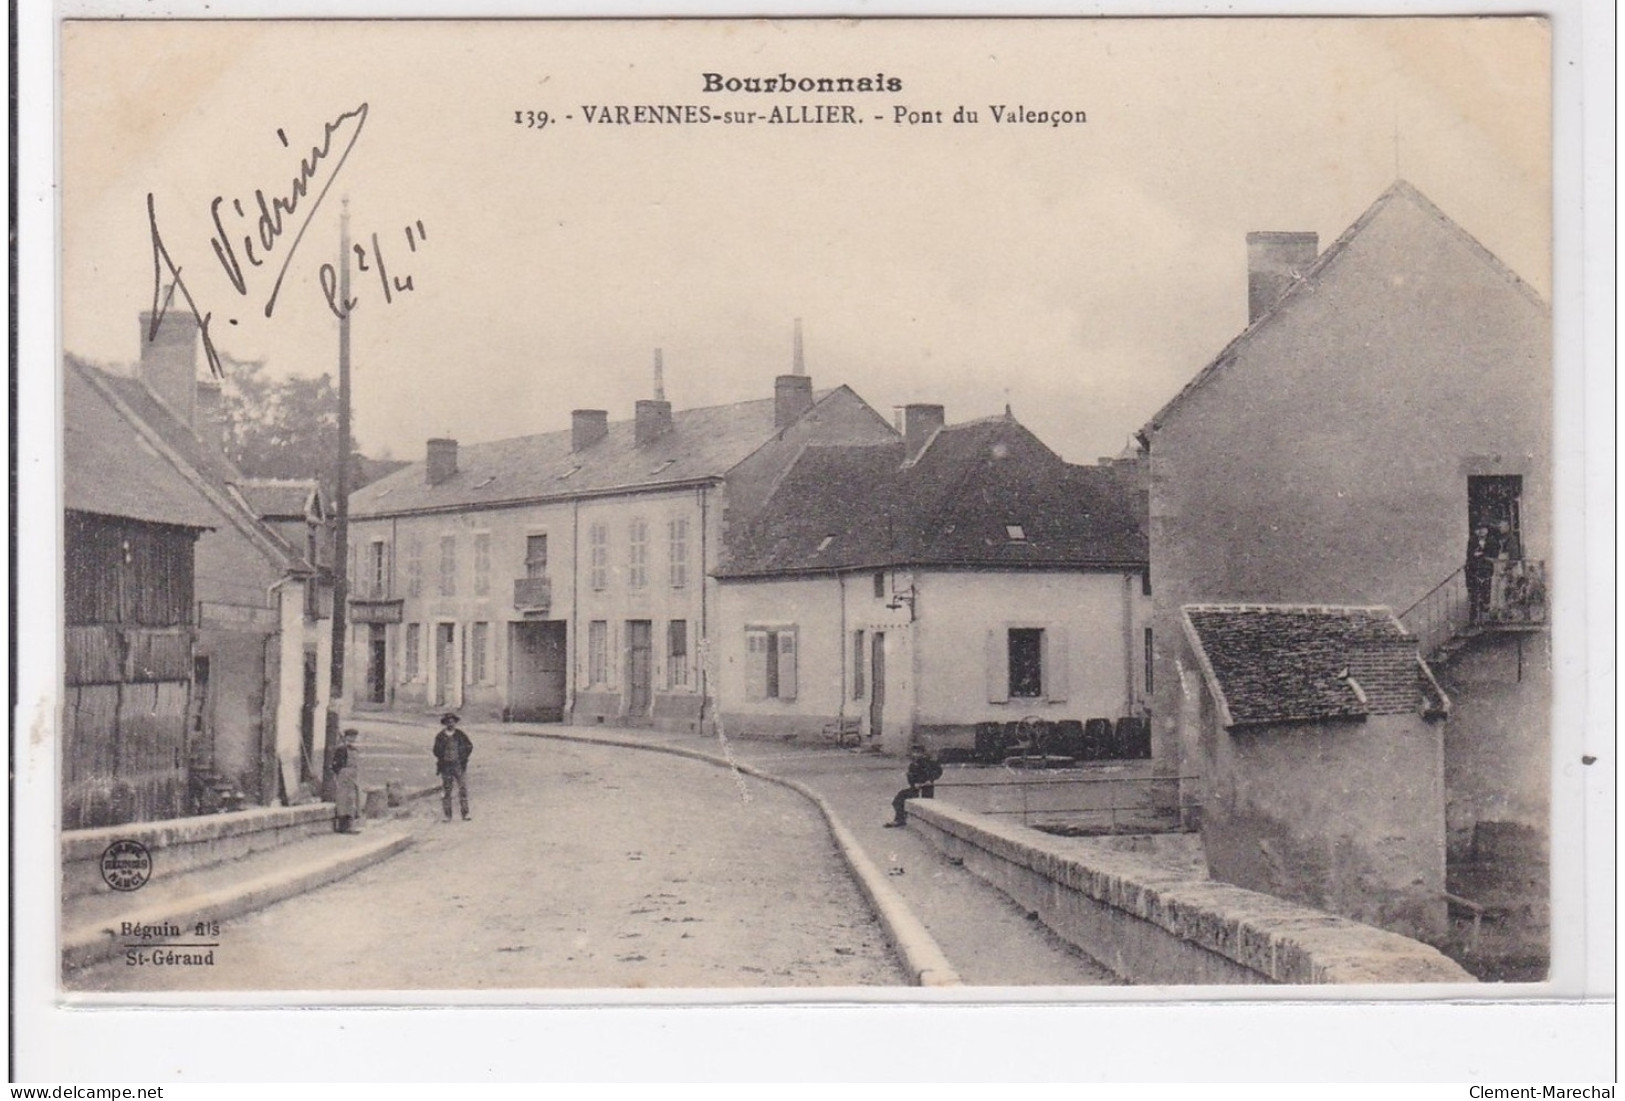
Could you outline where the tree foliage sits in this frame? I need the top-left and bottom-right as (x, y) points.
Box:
(219, 357), (367, 503)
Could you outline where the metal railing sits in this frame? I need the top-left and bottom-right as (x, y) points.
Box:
(1400, 559), (1547, 658)
(513, 575), (552, 612)
(933, 771), (1201, 833)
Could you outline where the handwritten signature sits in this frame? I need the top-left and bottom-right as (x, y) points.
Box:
(146, 102), (371, 377)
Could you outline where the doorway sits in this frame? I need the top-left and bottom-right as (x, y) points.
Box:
(300, 650), (318, 782)
(627, 620), (653, 718)
(435, 623), (458, 707)
(366, 624), (388, 704)
(1468, 475), (1523, 554)
(508, 620), (567, 722)
(869, 632), (886, 739)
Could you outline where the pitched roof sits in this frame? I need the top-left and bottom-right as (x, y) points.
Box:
(1181, 604), (1449, 730)
(717, 414), (1148, 576)
(349, 387), (855, 518)
(238, 478), (321, 521)
(66, 357), (305, 571)
(1140, 179), (1548, 441)
(64, 357), (218, 530)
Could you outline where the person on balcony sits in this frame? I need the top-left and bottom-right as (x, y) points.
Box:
(1466, 523), (1498, 623)
(1489, 520), (1518, 612)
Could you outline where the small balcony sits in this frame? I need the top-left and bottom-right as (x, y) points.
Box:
(1401, 558), (1547, 659)
(514, 575), (552, 614)
(347, 579), (403, 623)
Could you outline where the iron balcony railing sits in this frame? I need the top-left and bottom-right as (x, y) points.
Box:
(1400, 558), (1547, 658)
(513, 575), (552, 613)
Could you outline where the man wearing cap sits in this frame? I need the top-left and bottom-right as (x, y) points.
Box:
(332, 728), (363, 834)
(433, 713), (475, 822)
(884, 745), (943, 828)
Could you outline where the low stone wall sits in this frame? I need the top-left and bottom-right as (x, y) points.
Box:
(62, 804), (335, 902)
(908, 800), (1475, 985)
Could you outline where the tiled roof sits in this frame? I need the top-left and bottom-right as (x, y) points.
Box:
(1181, 604), (1448, 729)
(238, 478), (319, 520)
(349, 387), (853, 518)
(1140, 179), (1548, 441)
(67, 357), (304, 570)
(64, 357), (218, 530)
(717, 414), (1148, 576)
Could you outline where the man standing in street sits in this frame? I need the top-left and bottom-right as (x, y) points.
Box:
(433, 713), (474, 822)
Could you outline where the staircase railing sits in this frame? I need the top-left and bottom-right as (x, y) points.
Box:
(1401, 559), (1548, 659)
(1400, 566), (1471, 658)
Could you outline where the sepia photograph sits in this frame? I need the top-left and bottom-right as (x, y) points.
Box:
(41, 11), (1579, 1016)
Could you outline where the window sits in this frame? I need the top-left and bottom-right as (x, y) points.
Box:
(668, 517), (689, 589)
(525, 534), (548, 578)
(668, 620), (689, 687)
(628, 519), (648, 589)
(404, 623), (421, 680)
(473, 533), (491, 596)
(852, 629), (866, 698)
(1144, 627), (1154, 695)
(745, 628), (798, 701)
(873, 572), (885, 599)
(1009, 629), (1044, 698)
(438, 535), (457, 596)
(369, 540), (387, 595)
(987, 626), (1068, 704)
(589, 523), (608, 591)
(471, 622), (489, 683)
(588, 620), (608, 685)
(1141, 568), (1152, 596)
(406, 539), (422, 598)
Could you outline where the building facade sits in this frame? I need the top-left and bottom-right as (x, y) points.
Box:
(344, 358), (897, 730)
(1139, 181), (1551, 931)
(66, 320), (333, 822)
(715, 407), (1151, 756)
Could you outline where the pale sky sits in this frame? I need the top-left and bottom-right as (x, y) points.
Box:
(60, 17), (1551, 465)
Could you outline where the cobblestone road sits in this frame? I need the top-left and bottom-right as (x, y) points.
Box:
(81, 732), (905, 990)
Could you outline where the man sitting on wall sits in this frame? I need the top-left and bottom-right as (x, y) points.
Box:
(885, 746), (943, 828)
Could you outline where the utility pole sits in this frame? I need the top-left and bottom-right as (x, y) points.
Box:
(324, 198), (352, 794)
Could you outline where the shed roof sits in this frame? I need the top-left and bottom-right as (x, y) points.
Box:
(1181, 604), (1448, 730)
(349, 387), (859, 518)
(718, 413), (1148, 576)
(64, 357), (219, 530)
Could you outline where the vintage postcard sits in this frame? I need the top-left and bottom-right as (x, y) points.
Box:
(16, 4), (1613, 1080)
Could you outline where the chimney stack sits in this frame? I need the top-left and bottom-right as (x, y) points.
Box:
(775, 320), (814, 430)
(1246, 231), (1318, 324)
(137, 311), (200, 430)
(903, 403), (945, 462)
(653, 347), (666, 402)
(425, 438), (459, 485)
(194, 377), (225, 454)
(572, 409), (609, 452)
(635, 399), (673, 446)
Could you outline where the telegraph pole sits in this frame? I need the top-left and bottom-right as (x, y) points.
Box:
(324, 198), (352, 794)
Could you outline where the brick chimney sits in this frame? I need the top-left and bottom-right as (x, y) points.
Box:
(572, 409), (609, 452)
(636, 349), (674, 446)
(194, 377), (225, 453)
(425, 438), (458, 485)
(774, 318), (815, 430)
(635, 400), (672, 446)
(1246, 231), (1318, 324)
(903, 403), (945, 462)
(137, 311), (200, 429)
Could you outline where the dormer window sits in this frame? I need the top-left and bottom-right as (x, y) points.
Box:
(1005, 524), (1026, 541)
(649, 459), (677, 476)
(817, 535), (836, 552)
(557, 465), (582, 481)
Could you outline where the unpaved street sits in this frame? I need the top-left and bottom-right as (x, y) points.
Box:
(81, 733), (904, 990)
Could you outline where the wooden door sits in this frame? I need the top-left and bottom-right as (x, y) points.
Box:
(869, 632), (886, 739)
(627, 620), (653, 716)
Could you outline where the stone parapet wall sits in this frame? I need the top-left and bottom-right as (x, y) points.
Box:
(908, 800), (1474, 985)
(62, 804), (335, 902)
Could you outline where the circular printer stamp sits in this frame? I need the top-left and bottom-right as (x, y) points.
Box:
(100, 839), (152, 892)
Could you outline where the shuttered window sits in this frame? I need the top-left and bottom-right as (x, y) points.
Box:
(988, 625), (1069, 703)
(668, 620), (689, 688)
(745, 627), (797, 701)
(588, 620), (608, 685)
